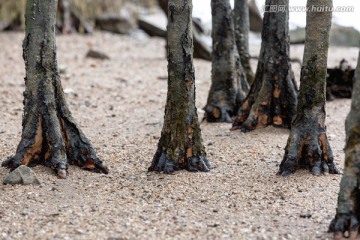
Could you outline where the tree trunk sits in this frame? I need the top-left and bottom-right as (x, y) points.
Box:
(278, 0), (339, 176)
(1, 0), (108, 178)
(231, 0), (297, 132)
(234, 0), (254, 85)
(148, 0), (211, 173)
(58, 0), (73, 33)
(204, 0), (248, 123)
(328, 51), (360, 238)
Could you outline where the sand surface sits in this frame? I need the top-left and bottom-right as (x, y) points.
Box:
(0, 32), (359, 240)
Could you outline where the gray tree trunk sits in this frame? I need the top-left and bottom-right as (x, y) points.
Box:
(148, 0), (211, 173)
(234, 0), (254, 84)
(278, 0), (339, 176)
(204, 0), (248, 123)
(328, 51), (360, 238)
(232, 0), (297, 132)
(1, 0), (108, 178)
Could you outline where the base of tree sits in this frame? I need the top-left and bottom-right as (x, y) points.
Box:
(278, 124), (340, 176)
(2, 115), (108, 179)
(148, 148), (211, 174)
(203, 104), (234, 123)
(329, 214), (359, 239)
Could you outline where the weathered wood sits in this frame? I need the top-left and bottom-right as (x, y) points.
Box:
(232, 0), (297, 132)
(1, 0), (108, 178)
(329, 52), (360, 239)
(328, 51), (360, 239)
(148, 0), (210, 173)
(203, 0), (248, 123)
(278, 0), (339, 176)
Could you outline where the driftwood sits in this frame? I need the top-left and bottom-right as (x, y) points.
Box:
(326, 59), (355, 100)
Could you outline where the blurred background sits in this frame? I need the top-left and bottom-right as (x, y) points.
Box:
(0, 0), (358, 49)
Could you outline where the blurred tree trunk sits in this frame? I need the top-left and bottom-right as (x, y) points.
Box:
(1, 0), (108, 178)
(278, 0), (339, 176)
(328, 51), (360, 239)
(58, 0), (72, 33)
(232, 0), (297, 132)
(204, 0), (248, 122)
(157, 0), (211, 61)
(149, 0), (210, 173)
(234, 0), (254, 84)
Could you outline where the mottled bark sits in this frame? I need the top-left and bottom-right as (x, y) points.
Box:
(234, 0), (254, 85)
(278, 0), (339, 176)
(328, 51), (360, 239)
(148, 0), (210, 173)
(1, 0), (108, 178)
(204, 0), (249, 123)
(232, 0), (297, 132)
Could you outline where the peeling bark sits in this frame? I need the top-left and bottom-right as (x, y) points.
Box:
(232, 0), (297, 132)
(1, 0), (108, 178)
(148, 0), (210, 173)
(234, 0), (254, 85)
(204, 0), (249, 123)
(278, 0), (339, 176)
(328, 52), (360, 238)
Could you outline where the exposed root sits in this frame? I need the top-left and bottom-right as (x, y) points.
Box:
(203, 105), (232, 123)
(278, 130), (340, 176)
(149, 150), (211, 174)
(2, 115), (108, 178)
(329, 214), (359, 239)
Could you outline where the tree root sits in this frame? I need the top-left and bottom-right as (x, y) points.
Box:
(278, 130), (340, 176)
(149, 149), (211, 174)
(2, 115), (108, 179)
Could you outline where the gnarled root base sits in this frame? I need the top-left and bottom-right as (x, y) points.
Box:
(148, 149), (211, 174)
(329, 214), (359, 239)
(231, 99), (273, 132)
(2, 115), (108, 179)
(278, 129), (340, 176)
(203, 105), (233, 123)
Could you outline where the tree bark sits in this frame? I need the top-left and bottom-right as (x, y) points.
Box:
(148, 0), (211, 173)
(232, 0), (297, 132)
(1, 0), (108, 178)
(328, 51), (360, 239)
(204, 0), (249, 123)
(234, 0), (254, 85)
(278, 0), (339, 176)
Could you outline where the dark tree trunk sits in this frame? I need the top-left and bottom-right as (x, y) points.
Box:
(148, 0), (211, 173)
(204, 0), (249, 123)
(1, 0), (108, 178)
(278, 0), (339, 176)
(328, 51), (360, 239)
(232, 0), (297, 132)
(234, 0), (254, 85)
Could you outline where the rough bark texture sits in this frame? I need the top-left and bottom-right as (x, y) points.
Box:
(1, 0), (108, 178)
(234, 0), (254, 85)
(232, 0), (297, 132)
(328, 51), (360, 239)
(148, 0), (210, 173)
(278, 0), (339, 176)
(204, 0), (249, 123)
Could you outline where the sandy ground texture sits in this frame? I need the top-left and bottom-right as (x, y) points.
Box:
(0, 31), (359, 240)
